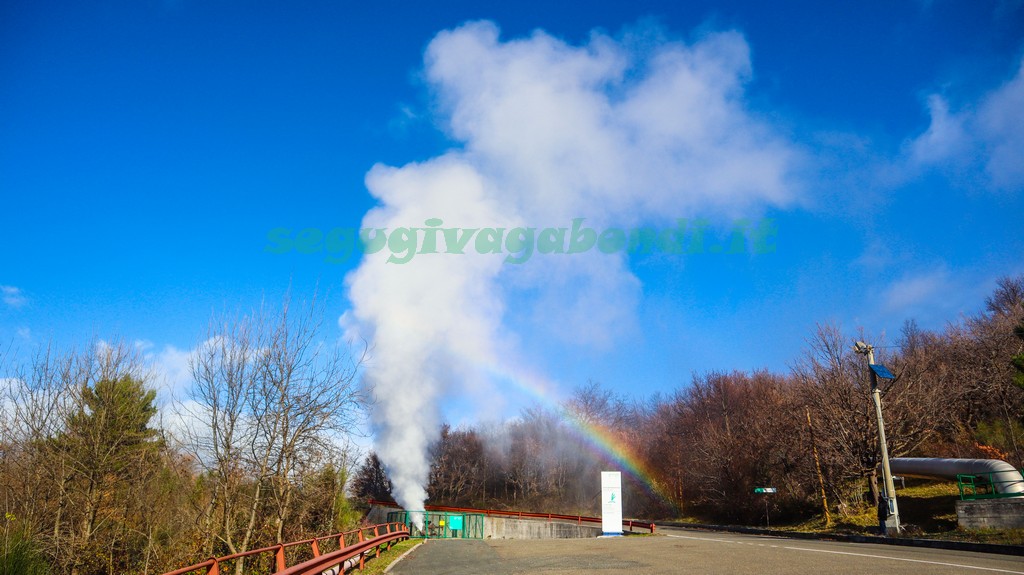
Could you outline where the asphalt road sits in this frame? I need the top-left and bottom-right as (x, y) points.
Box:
(389, 528), (1024, 574)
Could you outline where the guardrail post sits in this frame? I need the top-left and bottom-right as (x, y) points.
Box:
(650, 523), (656, 534)
(275, 544), (286, 572)
(311, 538), (320, 558)
(358, 529), (364, 543)
(359, 552), (365, 571)
(206, 558), (220, 575)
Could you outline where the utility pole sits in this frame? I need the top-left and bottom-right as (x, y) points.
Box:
(805, 408), (832, 527)
(854, 341), (901, 534)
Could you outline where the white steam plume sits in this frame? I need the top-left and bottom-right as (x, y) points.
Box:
(343, 21), (801, 514)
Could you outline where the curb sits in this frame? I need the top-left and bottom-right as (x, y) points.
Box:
(654, 521), (1024, 557)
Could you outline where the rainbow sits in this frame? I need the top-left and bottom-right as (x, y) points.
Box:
(482, 363), (672, 504)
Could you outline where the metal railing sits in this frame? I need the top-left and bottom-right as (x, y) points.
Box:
(159, 522), (409, 575)
(368, 499), (656, 533)
(957, 470), (1024, 500)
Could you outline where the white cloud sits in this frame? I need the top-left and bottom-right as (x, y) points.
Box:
(976, 60), (1024, 190)
(427, 23), (801, 221)
(161, 397), (207, 450)
(877, 266), (995, 327)
(907, 58), (1024, 191)
(1, 286), (27, 309)
(137, 340), (194, 400)
(0, 379), (20, 434)
(908, 95), (970, 166)
(345, 20), (804, 514)
(882, 268), (952, 313)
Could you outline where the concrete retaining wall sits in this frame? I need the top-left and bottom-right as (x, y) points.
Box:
(365, 505), (392, 525)
(483, 517), (602, 539)
(956, 497), (1024, 529)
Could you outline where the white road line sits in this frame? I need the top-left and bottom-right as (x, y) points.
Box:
(664, 534), (737, 544)
(782, 546), (1024, 574)
(663, 534), (1024, 574)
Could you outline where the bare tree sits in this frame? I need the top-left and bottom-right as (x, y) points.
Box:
(564, 380), (622, 426)
(793, 324), (887, 508)
(2, 343), (80, 555)
(256, 296), (366, 543)
(428, 424), (485, 506)
(176, 295), (366, 573)
(179, 313), (261, 564)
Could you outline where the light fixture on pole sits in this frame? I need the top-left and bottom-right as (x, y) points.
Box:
(854, 340), (902, 534)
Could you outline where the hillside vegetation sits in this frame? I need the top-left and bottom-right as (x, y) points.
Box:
(2, 276), (1023, 574)
(355, 276), (1024, 539)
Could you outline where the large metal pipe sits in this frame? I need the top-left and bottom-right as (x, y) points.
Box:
(889, 458), (1024, 495)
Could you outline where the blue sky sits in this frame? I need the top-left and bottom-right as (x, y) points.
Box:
(2, 1), (1023, 423)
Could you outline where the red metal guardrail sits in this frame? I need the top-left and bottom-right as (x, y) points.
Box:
(368, 499), (656, 534)
(159, 522), (409, 575)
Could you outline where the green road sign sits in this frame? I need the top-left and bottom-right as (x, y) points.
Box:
(754, 487), (777, 493)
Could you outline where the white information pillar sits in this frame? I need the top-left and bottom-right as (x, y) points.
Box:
(601, 471), (623, 535)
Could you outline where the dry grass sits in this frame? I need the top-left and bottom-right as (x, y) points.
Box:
(927, 528), (1024, 545)
(670, 481), (1024, 545)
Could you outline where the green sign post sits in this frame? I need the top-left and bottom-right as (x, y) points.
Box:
(754, 488), (776, 527)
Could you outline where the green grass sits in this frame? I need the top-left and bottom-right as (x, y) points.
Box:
(1, 531), (49, 575)
(890, 481), (961, 533)
(927, 528), (1024, 546)
(806, 482), (1024, 544)
(359, 538), (421, 575)
(792, 482), (965, 535)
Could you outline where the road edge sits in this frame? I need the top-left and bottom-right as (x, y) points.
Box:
(655, 522), (1024, 557)
(383, 540), (424, 573)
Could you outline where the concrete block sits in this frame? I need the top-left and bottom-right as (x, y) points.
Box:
(956, 497), (1024, 530)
